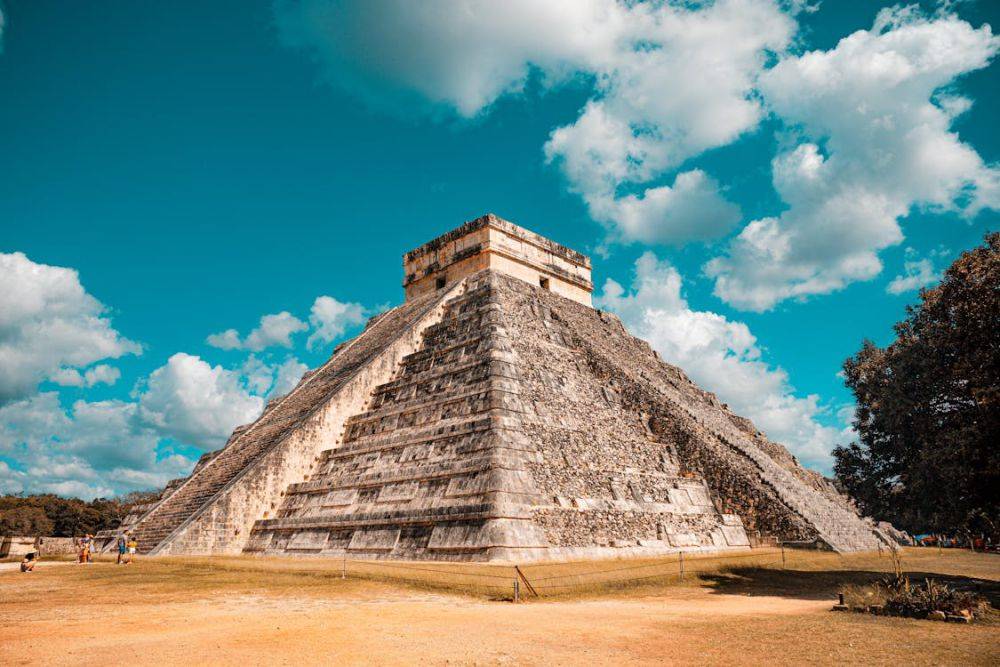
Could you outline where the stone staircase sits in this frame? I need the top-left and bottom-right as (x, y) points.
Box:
(128, 288), (450, 555)
(129, 399), (312, 553)
(247, 277), (540, 559)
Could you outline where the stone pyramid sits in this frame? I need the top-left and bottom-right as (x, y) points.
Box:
(128, 215), (886, 560)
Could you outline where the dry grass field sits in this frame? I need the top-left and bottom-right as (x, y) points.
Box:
(1, 548), (997, 665)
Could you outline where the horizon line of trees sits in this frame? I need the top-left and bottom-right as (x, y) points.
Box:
(0, 491), (160, 537)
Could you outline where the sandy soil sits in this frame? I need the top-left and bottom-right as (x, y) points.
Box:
(1, 554), (997, 666)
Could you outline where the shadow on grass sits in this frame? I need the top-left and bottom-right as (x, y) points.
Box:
(702, 567), (1000, 607)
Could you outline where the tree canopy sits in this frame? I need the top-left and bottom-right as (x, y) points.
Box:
(0, 491), (159, 537)
(835, 232), (999, 539)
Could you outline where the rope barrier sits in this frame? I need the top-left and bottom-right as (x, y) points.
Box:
(346, 566), (513, 592)
(532, 554), (784, 591)
(323, 548), (808, 598)
(347, 559), (514, 581)
(527, 549), (781, 583)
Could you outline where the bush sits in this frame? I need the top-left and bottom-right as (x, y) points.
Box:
(879, 577), (987, 619)
(840, 547), (988, 620)
(841, 576), (988, 620)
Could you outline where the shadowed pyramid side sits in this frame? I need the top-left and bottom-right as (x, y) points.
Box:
(511, 272), (886, 553)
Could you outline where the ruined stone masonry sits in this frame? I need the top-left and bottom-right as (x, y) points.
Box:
(126, 214), (888, 560)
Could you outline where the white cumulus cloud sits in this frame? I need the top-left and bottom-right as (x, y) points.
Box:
(275, 0), (619, 117)
(240, 354), (308, 398)
(886, 247), (943, 295)
(0, 252), (141, 404)
(49, 363), (122, 388)
(706, 8), (999, 311)
(584, 169), (742, 247)
(0, 392), (196, 499)
(307, 295), (367, 350)
(137, 353), (264, 450)
(83, 363), (122, 387)
(598, 253), (848, 470)
(276, 0), (792, 246)
(207, 311), (307, 351)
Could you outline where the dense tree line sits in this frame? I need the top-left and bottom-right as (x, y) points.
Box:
(835, 232), (999, 540)
(0, 491), (159, 537)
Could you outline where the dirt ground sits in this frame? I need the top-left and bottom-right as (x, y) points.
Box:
(1, 549), (997, 666)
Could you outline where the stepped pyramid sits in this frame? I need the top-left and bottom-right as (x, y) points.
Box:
(128, 214), (886, 559)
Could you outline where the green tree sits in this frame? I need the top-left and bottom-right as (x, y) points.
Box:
(0, 505), (54, 536)
(0, 490), (161, 536)
(835, 232), (999, 539)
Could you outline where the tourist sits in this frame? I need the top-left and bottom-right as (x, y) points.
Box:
(20, 552), (37, 573)
(81, 534), (93, 564)
(125, 535), (138, 564)
(116, 532), (128, 565)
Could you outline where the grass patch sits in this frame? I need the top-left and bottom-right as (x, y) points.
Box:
(2, 547), (997, 605)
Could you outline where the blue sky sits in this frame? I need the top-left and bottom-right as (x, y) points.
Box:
(1, 0), (997, 498)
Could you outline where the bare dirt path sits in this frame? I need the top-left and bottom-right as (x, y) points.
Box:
(1, 554), (997, 666)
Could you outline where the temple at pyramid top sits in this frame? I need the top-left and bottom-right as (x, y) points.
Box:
(403, 213), (594, 306)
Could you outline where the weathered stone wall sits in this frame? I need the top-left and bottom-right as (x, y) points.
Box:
(496, 275), (748, 554)
(514, 276), (883, 551)
(0, 536), (75, 557)
(404, 214), (593, 306)
(0, 536), (37, 558)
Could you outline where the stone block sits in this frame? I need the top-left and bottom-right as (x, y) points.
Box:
(348, 528), (400, 551)
(287, 530), (329, 551)
(721, 526), (750, 547)
(667, 532), (700, 547)
(377, 482), (418, 502)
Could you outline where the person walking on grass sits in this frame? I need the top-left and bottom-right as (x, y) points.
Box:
(116, 532), (128, 565)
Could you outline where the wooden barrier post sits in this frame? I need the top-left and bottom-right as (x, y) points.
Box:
(342, 553), (347, 579)
(514, 565), (538, 598)
(781, 543), (786, 569)
(513, 579), (520, 603)
(679, 552), (685, 581)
